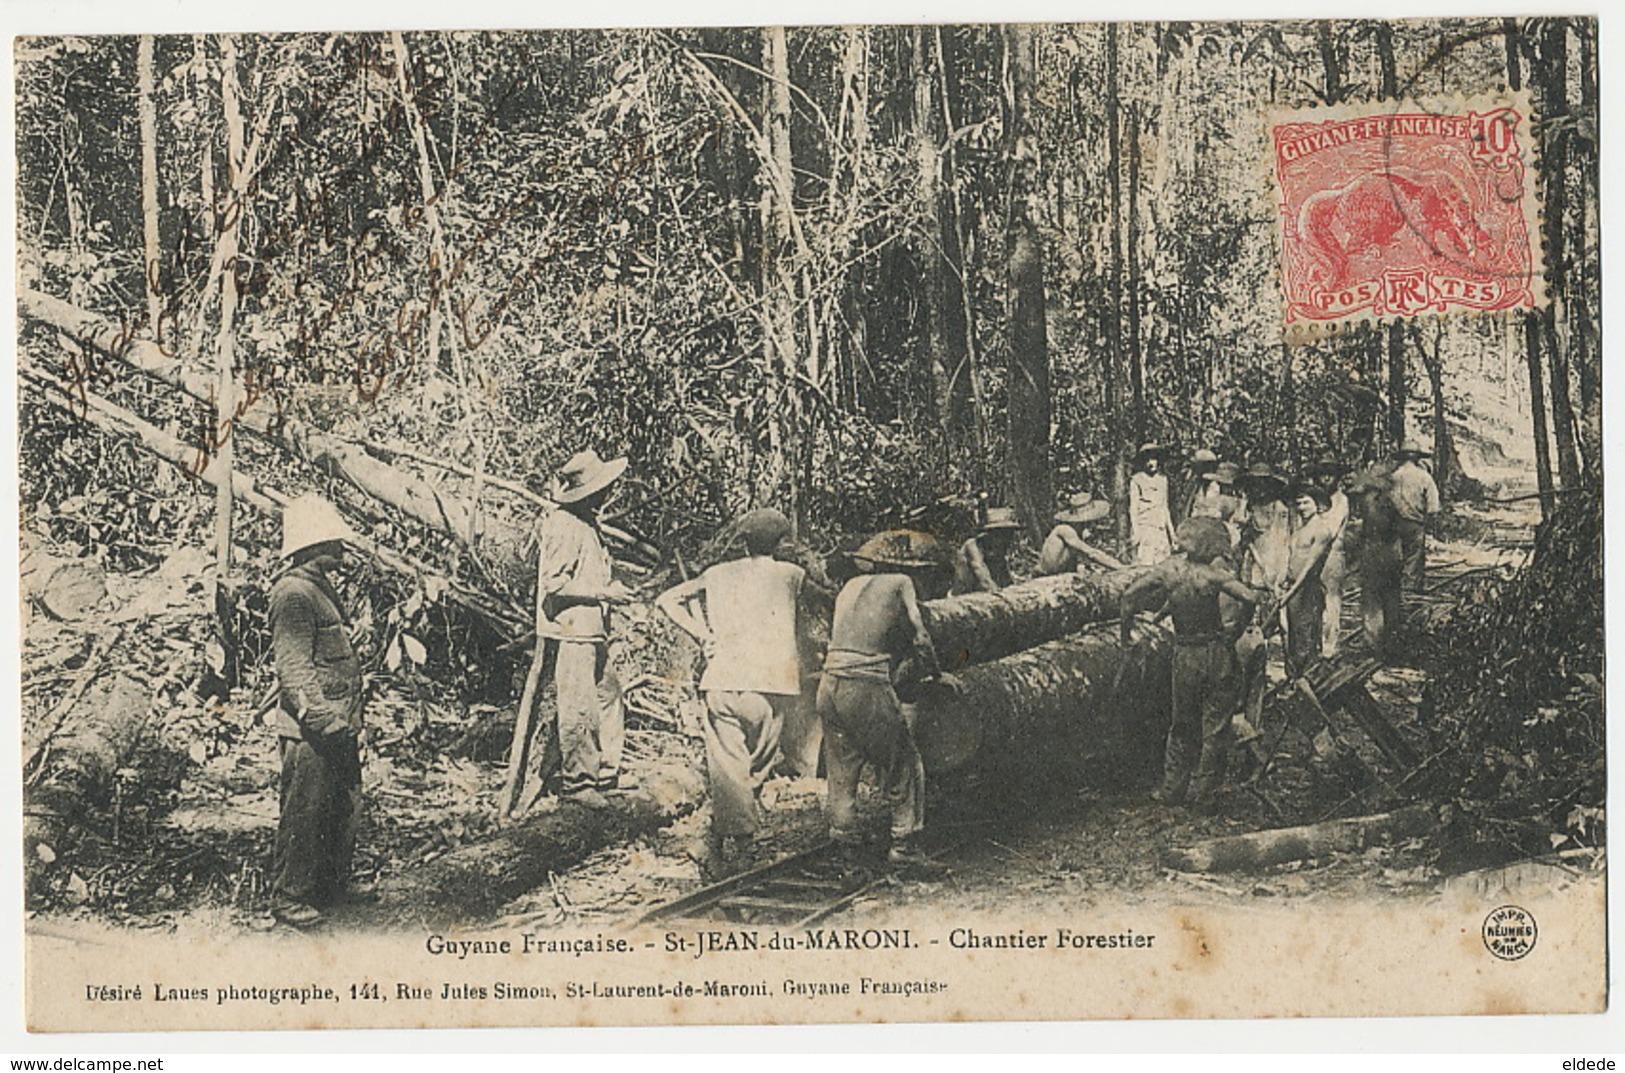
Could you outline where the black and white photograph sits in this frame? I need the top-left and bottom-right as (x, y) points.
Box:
(8, 8), (1607, 1034)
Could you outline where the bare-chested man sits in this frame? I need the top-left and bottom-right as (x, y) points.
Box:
(1120, 516), (1263, 809)
(817, 530), (949, 870)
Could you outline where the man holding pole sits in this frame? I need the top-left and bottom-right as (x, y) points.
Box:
(509, 449), (633, 813)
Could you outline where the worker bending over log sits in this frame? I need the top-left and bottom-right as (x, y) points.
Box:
(1038, 491), (1115, 575)
(952, 506), (1020, 594)
(819, 531), (955, 873)
(655, 508), (805, 863)
(1120, 517), (1264, 811)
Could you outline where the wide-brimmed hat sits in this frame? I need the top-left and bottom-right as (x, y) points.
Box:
(1240, 462), (1288, 502)
(280, 494), (357, 559)
(1190, 448), (1219, 472)
(1055, 491), (1111, 525)
(980, 506), (1021, 532)
(551, 448), (628, 504)
(1397, 437), (1433, 458)
(1134, 441), (1167, 463)
(1309, 452), (1350, 476)
(1213, 462), (1243, 486)
(852, 529), (948, 570)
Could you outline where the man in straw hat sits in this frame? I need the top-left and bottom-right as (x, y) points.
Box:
(952, 505), (1020, 594)
(818, 530), (952, 873)
(1129, 442), (1176, 566)
(656, 508), (805, 864)
(1120, 516), (1265, 811)
(1389, 437), (1441, 590)
(534, 448), (634, 808)
(267, 493), (367, 926)
(1037, 489), (1113, 575)
(1179, 447), (1220, 521)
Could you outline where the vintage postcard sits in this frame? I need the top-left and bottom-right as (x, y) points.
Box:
(11, 13), (1605, 1035)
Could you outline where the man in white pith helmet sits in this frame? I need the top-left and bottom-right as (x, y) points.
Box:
(267, 494), (366, 927)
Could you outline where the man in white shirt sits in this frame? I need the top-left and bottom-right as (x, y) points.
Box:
(1129, 442), (1176, 565)
(1311, 454), (1352, 658)
(533, 449), (633, 808)
(1389, 438), (1442, 590)
(656, 509), (804, 860)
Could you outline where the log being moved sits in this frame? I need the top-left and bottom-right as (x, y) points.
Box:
(1160, 806), (1440, 874)
(921, 568), (1144, 668)
(382, 762), (706, 920)
(913, 622), (1174, 783)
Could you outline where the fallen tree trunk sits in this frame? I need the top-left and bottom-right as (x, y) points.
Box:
(19, 286), (212, 399)
(24, 672), (156, 896)
(913, 622), (1173, 782)
(921, 568), (1144, 668)
(21, 291), (654, 589)
(24, 376), (528, 639)
(1160, 805), (1440, 873)
(386, 762), (705, 918)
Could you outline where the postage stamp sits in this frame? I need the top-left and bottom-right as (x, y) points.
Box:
(1270, 94), (1542, 327)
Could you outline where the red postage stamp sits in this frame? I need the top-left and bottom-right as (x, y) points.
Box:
(1271, 95), (1541, 326)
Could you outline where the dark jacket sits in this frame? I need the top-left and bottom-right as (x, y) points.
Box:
(269, 562), (363, 739)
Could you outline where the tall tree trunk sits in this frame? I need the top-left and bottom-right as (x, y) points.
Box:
(1003, 24), (1051, 536)
(137, 35), (163, 335)
(1537, 19), (1583, 488)
(1572, 19), (1601, 465)
(212, 36), (247, 686)
(911, 27), (954, 441)
(1523, 313), (1556, 514)
(935, 27), (986, 480)
(1125, 104), (1144, 447)
(1504, 18), (1555, 512)
(1386, 319), (1407, 448)
(1104, 24), (1128, 550)
(1416, 322), (1465, 499)
(391, 31), (487, 525)
(761, 26), (798, 508)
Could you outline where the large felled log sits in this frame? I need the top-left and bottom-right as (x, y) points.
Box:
(913, 622), (1173, 781)
(922, 568), (1144, 667)
(24, 672), (155, 897)
(386, 763), (705, 919)
(1160, 805), (1439, 873)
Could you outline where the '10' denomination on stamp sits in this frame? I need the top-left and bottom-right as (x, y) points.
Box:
(1271, 96), (1541, 326)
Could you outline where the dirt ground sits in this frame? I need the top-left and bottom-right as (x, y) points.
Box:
(25, 465), (1600, 942)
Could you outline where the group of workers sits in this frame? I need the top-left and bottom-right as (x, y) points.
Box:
(262, 436), (1443, 925)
